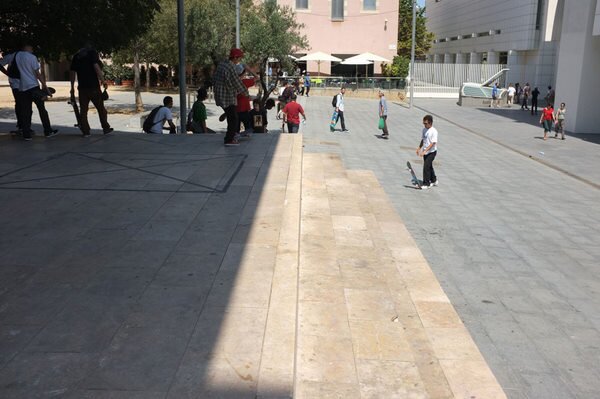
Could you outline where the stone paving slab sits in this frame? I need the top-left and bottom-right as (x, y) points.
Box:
(0, 129), (300, 398)
(296, 152), (506, 398)
(299, 94), (600, 399)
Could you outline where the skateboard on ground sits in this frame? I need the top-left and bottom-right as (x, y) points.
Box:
(329, 110), (338, 131)
(68, 96), (82, 129)
(406, 161), (422, 189)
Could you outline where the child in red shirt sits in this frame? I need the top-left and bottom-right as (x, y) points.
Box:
(282, 94), (306, 133)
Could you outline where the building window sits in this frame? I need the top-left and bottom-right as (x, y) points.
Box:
(499, 52), (508, 64)
(535, 0), (543, 30)
(296, 0), (308, 9)
(332, 0), (344, 20)
(363, 0), (376, 11)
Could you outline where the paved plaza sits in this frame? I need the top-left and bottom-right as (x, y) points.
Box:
(0, 89), (599, 398)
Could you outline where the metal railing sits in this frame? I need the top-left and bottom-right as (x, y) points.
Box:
(270, 76), (407, 90)
(411, 62), (507, 98)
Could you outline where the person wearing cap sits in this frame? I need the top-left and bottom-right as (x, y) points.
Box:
(213, 48), (249, 146)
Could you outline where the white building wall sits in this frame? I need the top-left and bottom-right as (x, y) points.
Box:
(555, 0), (600, 134)
(425, 0), (557, 88)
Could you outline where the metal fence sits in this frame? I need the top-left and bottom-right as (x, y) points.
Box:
(411, 63), (507, 98)
(273, 76), (406, 90)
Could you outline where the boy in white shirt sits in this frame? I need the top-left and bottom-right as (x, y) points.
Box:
(148, 96), (176, 134)
(416, 114), (438, 189)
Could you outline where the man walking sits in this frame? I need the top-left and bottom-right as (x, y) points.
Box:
(416, 114), (438, 190)
(70, 43), (113, 137)
(213, 48), (249, 146)
(378, 90), (389, 138)
(531, 87), (540, 115)
(304, 72), (311, 97)
(282, 94), (306, 133)
(332, 87), (348, 132)
(521, 82), (530, 110)
(11, 43), (58, 140)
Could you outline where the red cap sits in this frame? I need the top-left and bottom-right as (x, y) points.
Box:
(229, 48), (244, 59)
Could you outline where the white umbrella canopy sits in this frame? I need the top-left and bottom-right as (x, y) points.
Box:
(341, 58), (373, 65)
(297, 52), (342, 76)
(297, 51), (342, 62)
(357, 52), (391, 62)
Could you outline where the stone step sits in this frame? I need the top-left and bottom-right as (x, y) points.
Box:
(295, 153), (507, 398)
(166, 134), (303, 398)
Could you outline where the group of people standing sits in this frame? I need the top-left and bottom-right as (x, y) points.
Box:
(0, 41), (112, 140)
(493, 81), (566, 140)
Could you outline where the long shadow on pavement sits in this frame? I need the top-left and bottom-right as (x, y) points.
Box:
(0, 123), (293, 398)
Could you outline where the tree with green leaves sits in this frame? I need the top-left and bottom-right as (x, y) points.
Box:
(383, 0), (434, 77)
(0, 0), (160, 59)
(397, 0), (434, 59)
(241, 0), (308, 107)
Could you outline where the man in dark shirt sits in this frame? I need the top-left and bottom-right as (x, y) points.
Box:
(531, 87), (540, 115)
(70, 43), (112, 136)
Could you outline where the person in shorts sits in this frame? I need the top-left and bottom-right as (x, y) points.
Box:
(539, 103), (556, 140)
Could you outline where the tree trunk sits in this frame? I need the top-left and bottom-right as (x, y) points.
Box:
(258, 58), (276, 109)
(133, 48), (144, 113)
(145, 62), (150, 90)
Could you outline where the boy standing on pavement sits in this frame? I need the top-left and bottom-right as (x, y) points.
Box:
(70, 42), (113, 137)
(416, 114), (438, 190)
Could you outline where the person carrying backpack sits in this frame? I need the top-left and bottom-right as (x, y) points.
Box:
(8, 43), (58, 141)
(330, 87), (348, 132)
(143, 96), (176, 134)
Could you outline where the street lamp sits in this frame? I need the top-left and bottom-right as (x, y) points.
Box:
(409, 0), (416, 109)
(177, 0), (186, 134)
(236, 0), (241, 48)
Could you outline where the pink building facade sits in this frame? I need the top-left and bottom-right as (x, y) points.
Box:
(277, 0), (399, 75)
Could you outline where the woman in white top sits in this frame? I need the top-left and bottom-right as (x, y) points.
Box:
(507, 84), (516, 107)
(554, 102), (566, 140)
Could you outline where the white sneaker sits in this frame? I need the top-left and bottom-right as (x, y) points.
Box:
(432, 181), (438, 187)
(420, 185), (430, 190)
